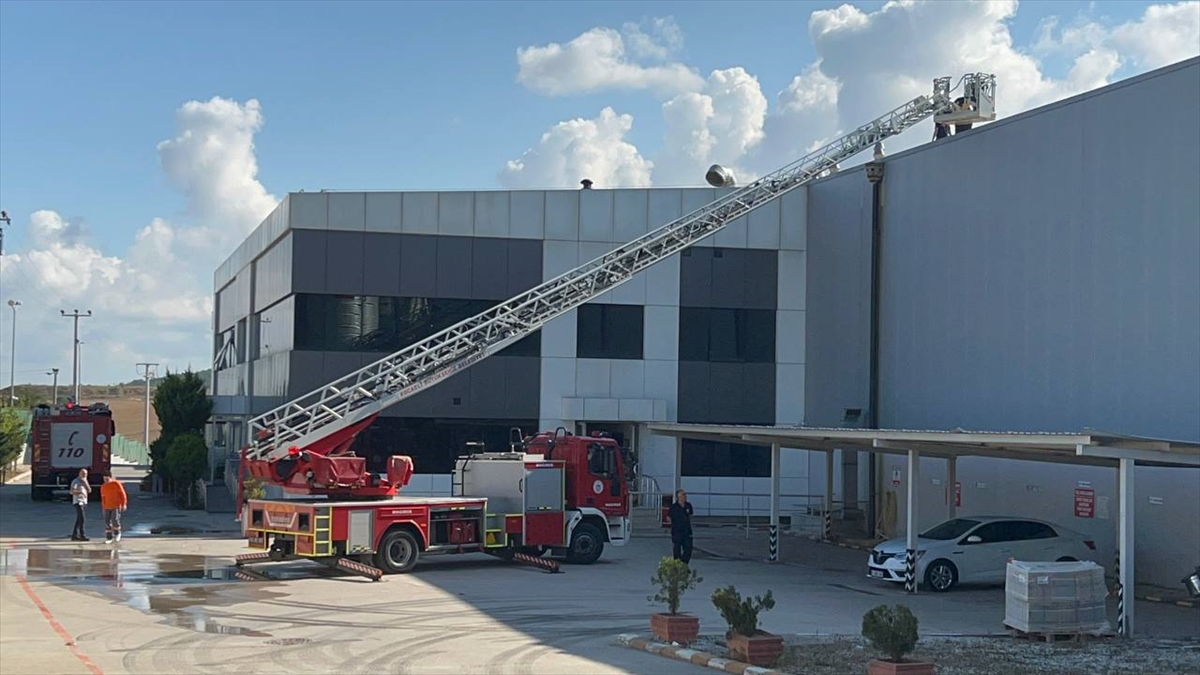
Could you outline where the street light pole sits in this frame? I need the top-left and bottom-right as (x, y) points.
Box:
(136, 362), (158, 449)
(60, 310), (92, 402)
(7, 300), (19, 406)
(47, 368), (60, 405)
(0, 210), (9, 394)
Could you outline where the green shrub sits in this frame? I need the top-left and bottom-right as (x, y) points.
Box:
(861, 604), (919, 662)
(649, 557), (703, 615)
(711, 585), (775, 636)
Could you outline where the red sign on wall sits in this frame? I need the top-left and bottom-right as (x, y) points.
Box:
(1074, 486), (1095, 518)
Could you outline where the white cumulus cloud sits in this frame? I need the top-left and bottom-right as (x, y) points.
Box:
(497, 107), (654, 188)
(504, 2), (1200, 188)
(516, 18), (704, 96)
(2, 96), (277, 386)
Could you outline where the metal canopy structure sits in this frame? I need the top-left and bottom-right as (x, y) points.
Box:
(647, 423), (1200, 637)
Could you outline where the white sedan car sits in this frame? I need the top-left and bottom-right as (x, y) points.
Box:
(867, 516), (1098, 592)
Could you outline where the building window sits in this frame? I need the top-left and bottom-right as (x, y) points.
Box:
(576, 304), (644, 360)
(293, 294), (540, 357)
(351, 417), (538, 474)
(680, 438), (770, 477)
(678, 308), (775, 362)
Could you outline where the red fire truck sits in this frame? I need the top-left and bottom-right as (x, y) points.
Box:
(238, 428), (630, 578)
(28, 401), (115, 502)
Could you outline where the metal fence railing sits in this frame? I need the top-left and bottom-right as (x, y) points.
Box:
(111, 434), (150, 466)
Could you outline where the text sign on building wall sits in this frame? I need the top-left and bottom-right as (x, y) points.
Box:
(1074, 485), (1096, 518)
(50, 423), (94, 469)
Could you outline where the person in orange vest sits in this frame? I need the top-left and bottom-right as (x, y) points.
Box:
(100, 473), (128, 543)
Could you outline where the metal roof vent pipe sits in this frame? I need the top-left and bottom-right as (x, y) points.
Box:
(705, 164), (735, 188)
(580, 179), (593, 190)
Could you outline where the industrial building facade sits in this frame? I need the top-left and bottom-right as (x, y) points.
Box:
(212, 57), (1199, 587)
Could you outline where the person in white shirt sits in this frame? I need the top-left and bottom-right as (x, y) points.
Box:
(70, 469), (90, 541)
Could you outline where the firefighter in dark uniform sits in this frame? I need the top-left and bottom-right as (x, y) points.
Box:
(668, 489), (694, 563)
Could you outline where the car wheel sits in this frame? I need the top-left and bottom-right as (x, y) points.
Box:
(924, 560), (957, 592)
(1056, 556), (1077, 562)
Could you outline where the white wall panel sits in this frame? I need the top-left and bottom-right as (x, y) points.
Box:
(540, 310), (577, 358)
(474, 191), (510, 237)
(644, 253), (681, 307)
(614, 189), (649, 242)
(545, 191), (579, 241)
(328, 192), (365, 231)
(682, 188), (717, 246)
(776, 310), (806, 364)
(575, 359), (612, 397)
(642, 305), (679, 361)
(778, 250), (807, 311)
(542, 240), (579, 280)
(775, 364), (805, 425)
(643, 360), (678, 421)
(780, 188), (807, 251)
(539, 357), (577, 421)
(747, 197), (781, 249)
(580, 189), (614, 242)
(610, 360), (645, 399)
(290, 192), (328, 230)
(365, 192), (402, 233)
(510, 191), (545, 239)
(438, 191), (474, 236)
(649, 189), (683, 231)
(401, 192), (439, 234)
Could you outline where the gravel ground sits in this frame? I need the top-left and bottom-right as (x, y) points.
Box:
(679, 634), (1200, 675)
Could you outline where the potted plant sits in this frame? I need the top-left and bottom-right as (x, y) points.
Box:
(648, 557), (703, 645)
(711, 585), (783, 667)
(861, 604), (934, 674)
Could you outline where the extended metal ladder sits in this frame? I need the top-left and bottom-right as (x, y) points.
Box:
(246, 74), (996, 464)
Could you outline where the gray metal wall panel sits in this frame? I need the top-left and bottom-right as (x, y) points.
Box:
(362, 232), (403, 296)
(435, 236), (473, 297)
(471, 238), (510, 301)
(506, 239), (543, 295)
(291, 230), (328, 295)
(803, 168), (872, 426)
(398, 235), (438, 296)
(878, 60), (1200, 442)
(324, 231), (365, 295)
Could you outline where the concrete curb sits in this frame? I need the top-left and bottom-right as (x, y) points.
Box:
(616, 634), (782, 675)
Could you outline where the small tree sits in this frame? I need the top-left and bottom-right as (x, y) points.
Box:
(0, 409), (27, 480)
(649, 557), (703, 615)
(166, 433), (209, 509)
(711, 585), (775, 637)
(861, 604), (919, 663)
(151, 369), (212, 482)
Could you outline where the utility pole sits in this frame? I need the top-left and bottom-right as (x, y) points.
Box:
(0, 210), (9, 389)
(7, 300), (19, 406)
(47, 368), (59, 405)
(136, 362), (158, 448)
(60, 310), (92, 402)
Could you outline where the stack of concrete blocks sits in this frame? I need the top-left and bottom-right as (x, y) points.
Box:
(1004, 560), (1109, 634)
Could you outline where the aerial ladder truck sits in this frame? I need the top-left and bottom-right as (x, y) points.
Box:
(234, 74), (996, 581)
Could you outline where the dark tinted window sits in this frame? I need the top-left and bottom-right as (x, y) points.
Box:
(294, 294), (540, 357)
(1011, 521), (1058, 540)
(921, 518), (981, 540)
(681, 438), (770, 477)
(679, 308), (775, 363)
(351, 417), (538, 474)
(968, 522), (1016, 544)
(576, 304), (644, 359)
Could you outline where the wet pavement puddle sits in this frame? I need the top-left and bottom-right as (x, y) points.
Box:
(0, 546), (334, 638)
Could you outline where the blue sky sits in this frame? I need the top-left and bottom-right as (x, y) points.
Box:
(0, 0), (1195, 385)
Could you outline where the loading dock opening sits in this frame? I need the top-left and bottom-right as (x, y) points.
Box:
(648, 424), (1200, 637)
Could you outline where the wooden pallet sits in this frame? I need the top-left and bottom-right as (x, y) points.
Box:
(1004, 624), (1109, 644)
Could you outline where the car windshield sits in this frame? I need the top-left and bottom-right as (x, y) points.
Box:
(920, 518), (981, 540)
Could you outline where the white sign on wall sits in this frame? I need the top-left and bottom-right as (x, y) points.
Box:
(50, 423), (94, 469)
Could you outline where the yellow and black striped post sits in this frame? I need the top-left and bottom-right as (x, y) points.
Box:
(904, 548), (917, 593)
(768, 525), (778, 562)
(1115, 550), (1124, 635)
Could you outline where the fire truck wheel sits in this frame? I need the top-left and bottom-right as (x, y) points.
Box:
(375, 528), (420, 574)
(30, 484), (52, 501)
(566, 523), (604, 565)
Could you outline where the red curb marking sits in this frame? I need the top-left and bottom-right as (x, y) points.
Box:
(15, 574), (105, 675)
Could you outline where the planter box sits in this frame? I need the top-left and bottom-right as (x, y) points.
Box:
(867, 658), (936, 675)
(727, 630), (784, 667)
(650, 613), (699, 645)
